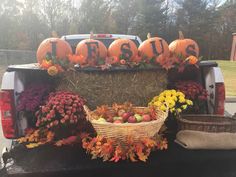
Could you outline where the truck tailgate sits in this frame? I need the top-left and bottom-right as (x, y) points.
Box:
(4, 136), (236, 177)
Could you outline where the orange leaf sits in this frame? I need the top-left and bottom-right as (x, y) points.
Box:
(95, 105), (109, 117)
(142, 138), (157, 148)
(135, 143), (148, 162)
(110, 145), (123, 162)
(157, 138), (168, 150)
(40, 59), (53, 69)
(55, 136), (79, 146)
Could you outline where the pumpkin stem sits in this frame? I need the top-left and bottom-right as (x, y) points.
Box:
(51, 30), (58, 38)
(179, 31), (184, 39)
(90, 31), (94, 39)
(147, 33), (151, 39)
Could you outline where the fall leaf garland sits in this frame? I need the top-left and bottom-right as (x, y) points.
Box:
(82, 135), (168, 162)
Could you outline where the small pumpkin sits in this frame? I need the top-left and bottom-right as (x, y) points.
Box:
(75, 39), (107, 63)
(138, 34), (169, 62)
(169, 31), (199, 58)
(108, 39), (138, 62)
(186, 55), (198, 65)
(37, 38), (72, 64)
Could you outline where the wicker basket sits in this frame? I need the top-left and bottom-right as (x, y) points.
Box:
(83, 105), (168, 142)
(177, 114), (236, 133)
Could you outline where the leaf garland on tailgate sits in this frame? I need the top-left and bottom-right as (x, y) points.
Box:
(82, 135), (168, 162)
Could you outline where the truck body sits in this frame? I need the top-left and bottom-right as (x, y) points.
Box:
(0, 34), (228, 177)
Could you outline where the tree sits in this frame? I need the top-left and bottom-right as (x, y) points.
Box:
(77, 0), (111, 33)
(0, 0), (23, 49)
(19, 0), (50, 50)
(39, 0), (73, 35)
(127, 0), (166, 40)
(175, 0), (220, 59)
(215, 1), (236, 59)
(110, 0), (137, 34)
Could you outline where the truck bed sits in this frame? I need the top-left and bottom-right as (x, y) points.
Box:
(2, 61), (226, 177)
(4, 134), (236, 177)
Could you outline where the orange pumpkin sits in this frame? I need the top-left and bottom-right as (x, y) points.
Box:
(76, 39), (107, 60)
(169, 31), (199, 58)
(138, 35), (169, 61)
(37, 38), (72, 64)
(108, 39), (138, 62)
(186, 55), (198, 65)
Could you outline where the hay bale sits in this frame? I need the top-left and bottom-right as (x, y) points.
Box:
(56, 68), (167, 109)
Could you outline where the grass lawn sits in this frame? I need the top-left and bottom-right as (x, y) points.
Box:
(214, 60), (236, 96)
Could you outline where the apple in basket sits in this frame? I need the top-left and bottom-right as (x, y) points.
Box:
(107, 117), (114, 123)
(122, 112), (132, 122)
(113, 119), (123, 124)
(97, 117), (107, 123)
(128, 116), (137, 123)
(134, 114), (143, 122)
(118, 109), (126, 117)
(113, 116), (123, 121)
(142, 114), (151, 122)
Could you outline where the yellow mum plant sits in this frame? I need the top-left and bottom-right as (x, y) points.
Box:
(149, 90), (193, 115)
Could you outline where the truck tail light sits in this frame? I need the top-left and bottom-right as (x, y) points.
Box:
(214, 83), (225, 115)
(0, 90), (16, 139)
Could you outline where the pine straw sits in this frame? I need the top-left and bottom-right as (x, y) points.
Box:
(56, 69), (167, 109)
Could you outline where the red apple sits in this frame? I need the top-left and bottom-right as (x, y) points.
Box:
(107, 117), (113, 123)
(122, 112), (131, 122)
(113, 119), (123, 124)
(142, 114), (151, 122)
(118, 109), (126, 117)
(128, 116), (137, 123)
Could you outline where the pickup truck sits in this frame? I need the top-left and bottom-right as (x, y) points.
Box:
(0, 34), (230, 177)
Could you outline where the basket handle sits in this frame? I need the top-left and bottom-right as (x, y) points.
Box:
(83, 105), (93, 122)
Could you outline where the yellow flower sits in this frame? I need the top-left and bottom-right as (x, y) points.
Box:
(172, 96), (177, 101)
(153, 96), (159, 101)
(179, 96), (186, 103)
(164, 90), (172, 97)
(167, 100), (176, 108)
(176, 108), (182, 113)
(165, 96), (172, 102)
(186, 100), (193, 105)
(176, 91), (185, 97)
(158, 96), (165, 102)
(159, 92), (165, 98)
(47, 66), (58, 76)
(154, 101), (162, 107)
(160, 105), (167, 111)
(150, 89), (191, 114)
(171, 89), (177, 95)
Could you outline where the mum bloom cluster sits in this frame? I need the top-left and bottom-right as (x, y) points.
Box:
(149, 90), (193, 114)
